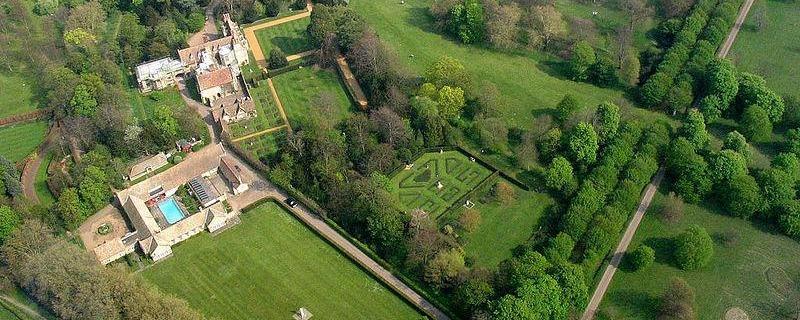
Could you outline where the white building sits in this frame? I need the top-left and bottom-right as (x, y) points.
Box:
(135, 58), (185, 93)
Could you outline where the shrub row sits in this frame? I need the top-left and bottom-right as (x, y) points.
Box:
(579, 125), (668, 264)
(559, 123), (645, 240)
(639, 0), (717, 107)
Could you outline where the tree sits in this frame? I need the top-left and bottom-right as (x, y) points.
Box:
(778, 200), (800, 239)
(458, 208), (481, 232)
(268, 48), (289, 69)
(0, 206), (20, 243)
(567, 122), (599, 167)
(709, 150), (747, 184)
(485, 2), (522, 49)
(589, 55), (618, 87)
(437, 86), (466, 118)
(515, 275), (568, 320)
(492, 295), (531, 320)
(424, 248), (466, 287)
(187, 12), (206, 33)
(496, 251), (550, 292)
(736, 72), (785, 123)
(659, 277), (696, 320)
(618, 49), (641, 86)
(33, 0), (58, 15)
(772, 152), (800, 182)
(626, 245), (655, 271)
(543, 232), (575, 263)
(620, 0), (653, 33)
(449, 0), (486, 44)
(759, 168), (795, 211)
(705, 58), (739, 107)
(494, 181), (516, 205)
(681, 109), (709, 149)
(787, 128), (800, 156)
(425, 56), (471, 90)
(555, 94), (580, 125)
(151, 105), (179, 145)
(528, 5), (566, 49)
(569, 40), (596, 81)
(666, 78), (694, 114)
(595, 102), (621, 143)
(0, 156), (21, 197)
(56, 188), (87, 230)
(721, 173), (762, 219)
(544, 156), (576, 196)
(411, 96), (445, 146)
(66, 1), (107, 37)
(723, 131), (751, 162)
(79, 166), (111, 212)
(674, 225), (714, 270)
(740, 105), (772, 142)
(475, 117), (508, 153)
(661, 0), (694, 17)
(69, 84), (98, 117)
(537, 128), (562, 162)
(453, 272), (494, 315)
(551, 263), (588, 313)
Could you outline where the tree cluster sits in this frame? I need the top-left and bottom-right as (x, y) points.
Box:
(3, 220), (204, 320)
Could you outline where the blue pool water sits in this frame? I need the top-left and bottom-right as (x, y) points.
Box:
(158, 198), (185, 224)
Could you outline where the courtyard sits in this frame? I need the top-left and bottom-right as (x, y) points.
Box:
(141, 201), (423, 320)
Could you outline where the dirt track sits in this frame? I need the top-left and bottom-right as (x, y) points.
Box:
(717, 0), (756, 58)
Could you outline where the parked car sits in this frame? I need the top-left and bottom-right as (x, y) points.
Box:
(285, 197), (298, 208)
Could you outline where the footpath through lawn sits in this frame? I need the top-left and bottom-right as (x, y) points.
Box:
(598, 188), (800, 319)
(141, 201), (422, 320)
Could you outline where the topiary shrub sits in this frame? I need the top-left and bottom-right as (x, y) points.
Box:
(626, 245), (655, 271)
(268, 48), (289, 69)
(674, 224), (714, 270)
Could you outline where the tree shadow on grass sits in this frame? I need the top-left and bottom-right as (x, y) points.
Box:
(642, 236), (675, 266)
(606, 289), (661, 319)
(403, 7), (440, 35)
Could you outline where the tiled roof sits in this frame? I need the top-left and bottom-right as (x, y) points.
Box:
(197, 68), (234, 91)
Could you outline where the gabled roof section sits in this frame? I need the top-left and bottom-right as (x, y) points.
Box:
(197, 67), (234, 91)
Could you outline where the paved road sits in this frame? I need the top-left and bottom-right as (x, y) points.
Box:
(176, 78), (221, 144)
(187, 0), (220, 47)
(581, 168), (665, 320)
(717, 0), (756, 58)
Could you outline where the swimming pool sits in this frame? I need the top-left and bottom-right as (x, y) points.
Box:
(158, 198), (185, 224)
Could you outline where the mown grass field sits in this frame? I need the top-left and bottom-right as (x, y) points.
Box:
(447, 179), (554, 268)
(0, 73), (39, 119)
(227, 82), (284, 138)
(254, 17), (314, 57)
(556, 0), (659, 52)
(141, 201), (422, 320)
(389, 151), (493, 219)
(272, 67), (355, 128)
(125, 87), (185, 121)
(239, 127), (286, 161)
(598, 188), (800, 319)
(729, 0), (800, 97)
(350, 0), (670, 130)
(0, 121), (47, 163)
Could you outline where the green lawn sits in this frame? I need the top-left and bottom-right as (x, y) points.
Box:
(389, 151), (493, 219)
(0, 73), (39, 119)
(350, 0), (669, 130)
(272, 67), (355, 128)
(0, 121), (48, 163)
(125, 87), (185, 121)
(239, 128), (286, 161)
(598, 188), (800, 319)
(556, 0), (659, 52)
(451, 179), (554, 268)
(34, 152), (55, 206)
(141, 202), (421, 319)
(729, 0), (800, 97)
(228, 82), (284, 138)
(254, 17), (314, 57)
